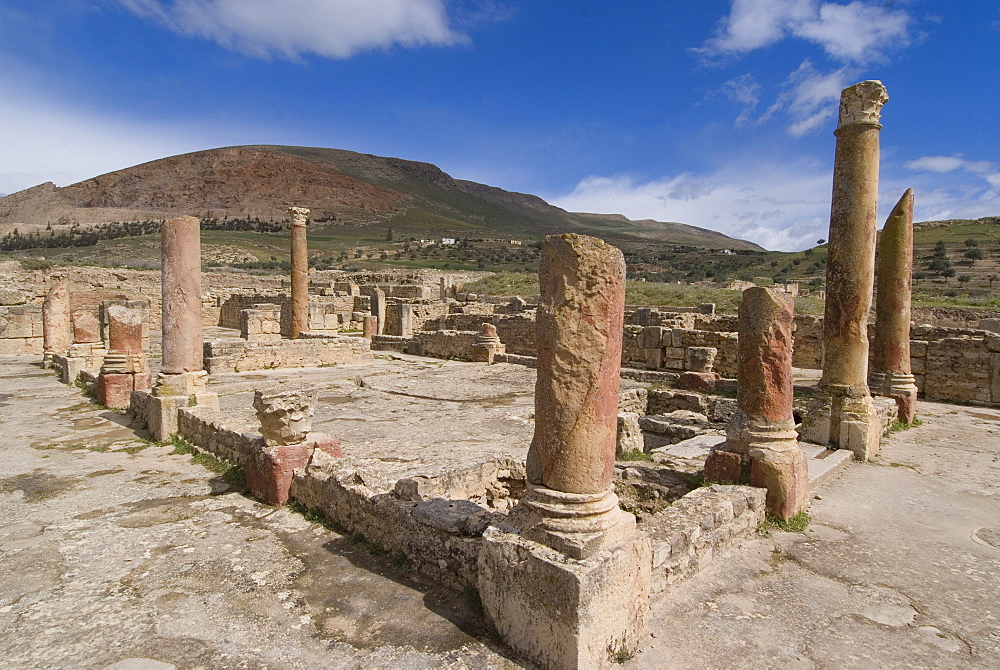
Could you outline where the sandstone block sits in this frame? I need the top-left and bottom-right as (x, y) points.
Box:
(246, 443), (311, 505)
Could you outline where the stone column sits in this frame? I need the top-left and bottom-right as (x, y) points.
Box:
(470, 322), (505, 363)
(800, 80), (889, 460)
(706, 288), (808, 518)
(147, 216), (216, 439)
(98, 305), (151, 409)
(479, 234), (650, 669)
(870, 189), (919, 424)
(42, 278), (71, 366)
(361, 315), (377, 339)
(398, 303), (414, 338)
(289, 207), (310, 338)
(371, 288), (386, 335)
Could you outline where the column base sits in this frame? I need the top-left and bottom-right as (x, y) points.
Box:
(708, 411), (808, 518)
(97, 372), (152, 409)
(869, 371), (919, 424)
(507, 483), (636, 559)
(152, 370), (208, 397)
(478, 525), (650, 670)
(800, 385), (882, 460)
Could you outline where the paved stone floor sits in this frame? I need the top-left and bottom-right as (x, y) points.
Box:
(1, 355), (999, 669)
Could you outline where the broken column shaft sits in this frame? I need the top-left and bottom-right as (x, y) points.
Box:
(289, 207), (310, 339)
(160, 215), (203, 375)
(871, 189), (919, 423)
(42, 279), (71, 365)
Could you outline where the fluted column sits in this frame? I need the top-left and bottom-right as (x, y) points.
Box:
(871, 189), (919, 423)
(289, 207), (310, 339)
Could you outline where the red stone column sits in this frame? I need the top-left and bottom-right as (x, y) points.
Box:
(289, 207), (309, 338)
(160, 216), (203, 374)
(518, 233), (633, 558)
(707, 288), (808, 518)
(871, 189), (919, 423)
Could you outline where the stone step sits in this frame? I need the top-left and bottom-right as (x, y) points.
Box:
(801, 444), (854, 488)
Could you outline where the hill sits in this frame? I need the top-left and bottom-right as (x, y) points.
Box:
(0, 145), (762, 251)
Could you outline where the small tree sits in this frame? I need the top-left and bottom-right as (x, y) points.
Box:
(965, 238), (979, 247)
(943, 267), (957, 280)
(990, 274), (999, 287)
(965, 247), (984, 260)
(958, 274), (971, 285)
(816, 238), (826, 245)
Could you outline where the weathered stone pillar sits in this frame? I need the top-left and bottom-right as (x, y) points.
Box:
(246, 387), (342, 505)
(98, 305), (151, 409)
(706, 288), (808, 518)
(147, 215), (216, 439)
(371, 288), (386, 335)
(42, 278), (71, 366)
(800, 80), (889, 460)
(470, 322), (505, 363)
(361, 315), (377, 339)
(479, 234), (650, 669)
(870, 189), (919, 423)
(289, 207), (309, 338)
(399, 303), (414, 338)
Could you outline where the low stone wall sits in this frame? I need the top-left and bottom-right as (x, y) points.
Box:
(792, 315), (823, 369)
(414, 331), (479, 361)
(383, 303), (450, 336)
(644, 485), (765, 593)
(911, 334), (997, 405)
(203, 335), (371, 373)
(177, 405), (262, 467)
(623, 326), (738, 376)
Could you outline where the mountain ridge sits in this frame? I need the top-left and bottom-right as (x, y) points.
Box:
(0, 145), (764, 251)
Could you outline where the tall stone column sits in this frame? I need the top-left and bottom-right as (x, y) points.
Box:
(42, 278), (71, 366)
(479, 234), (650, 669)
(706, 288), (808, 518)
(870, 189), (918, 423)
(289, 207), (310, 338)
(147, 216), (216, 439)
(801, 80), (889, 460)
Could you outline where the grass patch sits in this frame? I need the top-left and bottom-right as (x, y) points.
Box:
(617, 448), (653, 462)
(168, 436), (244, 488)
(462, 271), (539, 296)
(758, 511), (811, 536)
(887, 416), (924, 433)
(286, 500), (347, 533)
(608, 635), (636, 664)
(889, 462), (919, 470)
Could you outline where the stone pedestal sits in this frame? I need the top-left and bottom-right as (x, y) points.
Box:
(97, 305), (151, 409)
(706, 288), (808, 518)
(478, 234), (649, 669)
(289, 207), (309, 339)
(479, 525), (651, 670)
(470, 323), (505, 363)
(801, 80), (888, 458)
(148, 370), (217, 440)
(240, 304), (281, 342)
(616, 412), (643, 457)
(870, 189), (919, 423)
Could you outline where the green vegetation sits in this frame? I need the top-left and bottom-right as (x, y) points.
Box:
(758, 511), (811, 536)
(168, 436), (244, 488)
(887, 417), (924, 434)
(617, 448), (653, 462)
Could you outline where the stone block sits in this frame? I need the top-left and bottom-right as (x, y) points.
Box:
(145, 394), (188, 441)
(677, 371), (718, 392)
(910, 357), (926, 375)
(643, 347), (664, 369)
(616, 412), (643, 456)
(478, 527), (650, 670)
(246, 443), (311, 505)
(98, 372), (152, 410)
(704, 449), (744, 484)
(0, 289), (27, 305)
(640, 326), (663, 349)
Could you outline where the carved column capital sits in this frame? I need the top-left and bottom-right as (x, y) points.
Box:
(288, 206), (310, 226)
(837, 80), (888, 130)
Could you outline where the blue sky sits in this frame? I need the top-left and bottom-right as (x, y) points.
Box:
(1, 1), (998, 250)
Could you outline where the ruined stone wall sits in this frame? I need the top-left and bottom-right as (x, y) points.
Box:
(218, 293), (290, 329)
(0, 302), (43, 355)
(203, 335), (371, 373)
(414, 331), (479, 361)
(177, 406), (261, 467)
(383, 303), (450, 336)
(622, 326), (738, 377)
(792, 316), (824, 369)
(910, 334), (997, 405)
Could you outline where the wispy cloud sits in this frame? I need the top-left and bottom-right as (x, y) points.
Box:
(697, 0), (911, 64)
(116, 0), (466, 59)
(902, 155), (1000, 216)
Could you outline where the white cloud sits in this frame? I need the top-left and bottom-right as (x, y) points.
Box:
(904, 155), (968, 173)
(699, 0), (911, 64)
(551, 156), (1000, 252)
(904, 155), (1000, 201)
(117, 0), (465, 59)
(549, 161), (835, 251)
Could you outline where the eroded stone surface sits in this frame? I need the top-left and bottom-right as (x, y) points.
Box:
(159, 216), (203, 374)
(253, 386), (318, 446)
(289, 207), (309, 339)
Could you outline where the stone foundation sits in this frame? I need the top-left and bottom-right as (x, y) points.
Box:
(203, 335), (371, 373)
